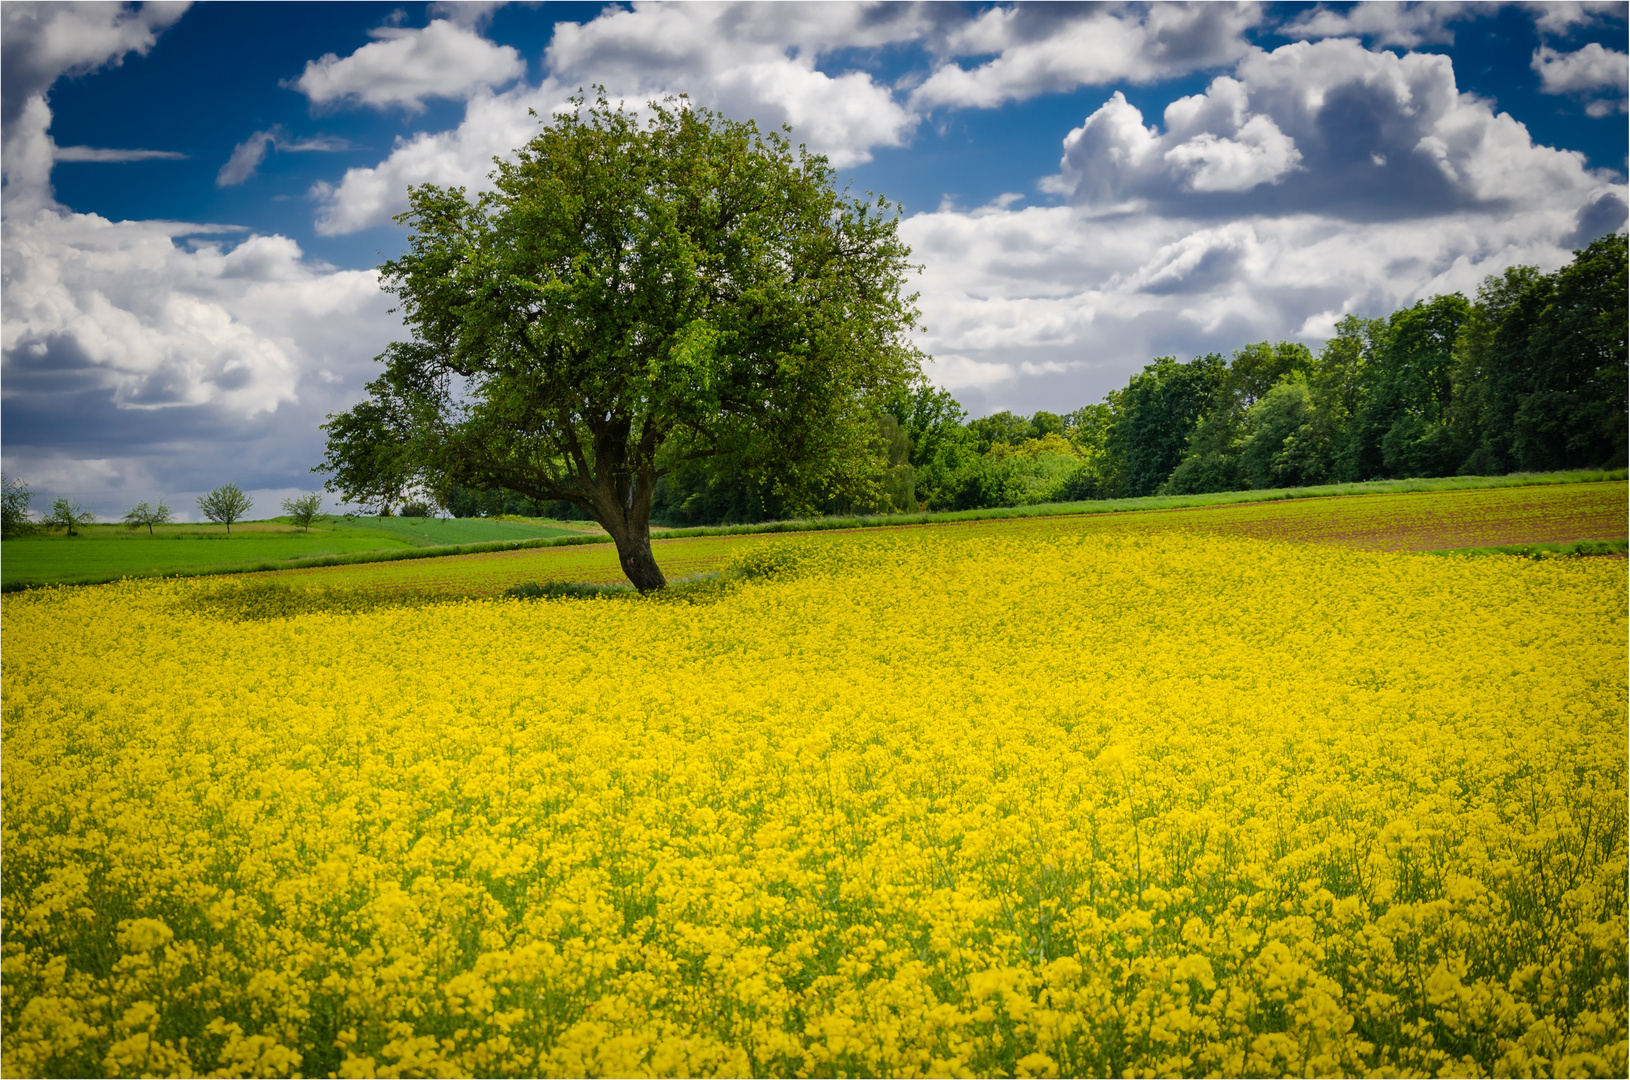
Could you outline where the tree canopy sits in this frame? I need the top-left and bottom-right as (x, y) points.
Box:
(122, 500), (174, 536)
(197, 484), (252, 534)
(319, 93), (924, 590)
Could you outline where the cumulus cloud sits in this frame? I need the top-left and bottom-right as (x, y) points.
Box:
(290, 18), (527, 110)
(1, 1), (190, 215)
(1052, 80), (1302, 206)
(2, 211), (399, 515)
(1279, 1), (1484, 47)
(1521, 1), (1627, 35)
(0, 4), (396, 513)
(3, 214), (386, 416)
(310, 1), (927, 234)
(310, 87), (557, 235)
(427, 1), (510, 30)
(0, 0), (190, 124)
(1532, 43), (1629, 115)
(905, 34), (1626, 414)
(910, 2), (1260, 110)
(903, 190), (1625, 415)
(1050, 39), (1615, 223)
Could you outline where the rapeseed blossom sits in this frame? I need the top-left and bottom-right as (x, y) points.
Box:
(2, 531), (1624, 1077)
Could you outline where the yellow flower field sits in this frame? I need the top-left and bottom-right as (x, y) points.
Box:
(3, 531), (1625, 1078)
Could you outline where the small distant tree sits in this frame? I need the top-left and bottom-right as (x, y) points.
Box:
(122, 499), (175, 535)
(44, 496), (96, 536)
(197, 483), (253, 534)
(2, 475), (38, 538)
(281, 492), (323, 531)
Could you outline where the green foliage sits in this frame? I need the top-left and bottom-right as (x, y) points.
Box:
(281, 492), (324, 531)
(2, 476), (38, 538)
(1109, 353), (1228, 497)
(1241, 379), (1331, 490)
(1145, 235), (1623, 499)
(197, 484), (253, 534)
(318, 91), (923, 591)
(122, 500), (175, 536)
(43, 497), (96, 537)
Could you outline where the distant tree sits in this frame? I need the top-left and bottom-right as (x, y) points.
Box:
(1163, 341), (1317, 495)
(198, 484), (253, 534)
(281, 492), (324, 531)
(1512, 233), (1628, 471)
(1228, 341), (1314, 408)
(1105, 353), (1227, 497)
(1348, 294), (1471, 479)
(872, 413), (915, 513)
(2, 475), (38, 538)
(1240, 378), (1331, 489)
(122, 500), (175, 535)
(44, 496), (95, 536)
(967, 411), (1037, 454)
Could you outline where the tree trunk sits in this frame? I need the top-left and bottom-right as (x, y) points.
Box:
(602, 511), (666, 591)
(592, 464), (667, 592)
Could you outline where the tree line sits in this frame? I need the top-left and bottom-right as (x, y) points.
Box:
(485, 232), (1613, 526)
(0, 481), (327, 537)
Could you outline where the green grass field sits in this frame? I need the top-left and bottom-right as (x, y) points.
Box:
(0, 516), (587, 588)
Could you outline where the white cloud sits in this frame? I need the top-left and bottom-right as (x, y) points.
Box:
(903, 188), (1624, 416)
(310, 1), (927, 234)
(1051, 39), (1615, 221)
(291, 18), (526, 111)
(217, 126), (350, 187)
(1, 1), (190, 215)
(1280, 2), (1481, 47)
(1532, 43), (1630, 93)
(1054, 80), (1302, 206)
(218, 132), (275, 186)
(911, 2), (1261, 110)
(542, 1), (921, 164)
(311, 85), (558, 235)
(3, 212), (388, 416)
(0, 1), (190, 120)
(53, 146), (187, 163)
(904, 37), (1627, 414)
(2, 209), (400, 516)
(1532, 43), (1629, 115)
(427, 1), (510, 30)
(1521, 1), (1627, 35)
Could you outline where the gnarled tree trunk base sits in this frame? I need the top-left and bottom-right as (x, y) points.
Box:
(603, 518), (667, 592)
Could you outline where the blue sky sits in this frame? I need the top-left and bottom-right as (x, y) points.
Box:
(3, 1), (1626, 519)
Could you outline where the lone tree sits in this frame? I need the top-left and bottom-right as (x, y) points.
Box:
(197, 484), (252, 534)
(318, 93), (924, 591)
(44, 496), (95, 536)
(122, 499), (174, 535)
(281, 492), (323, 531)
(2, 475), (37, 538)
